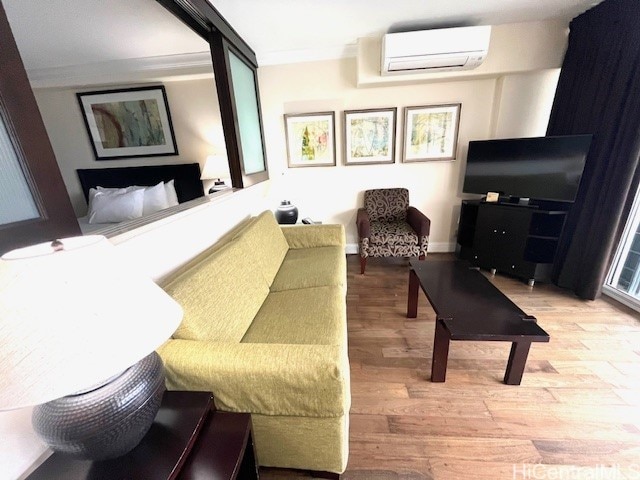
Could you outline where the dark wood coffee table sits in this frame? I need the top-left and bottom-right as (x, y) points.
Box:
(407, 260), (549, 385)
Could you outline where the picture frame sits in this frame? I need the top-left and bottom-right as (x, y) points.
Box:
(402, 103), (461, 162)
(284, 112), (336, 167)
(77, 86), (178, 160)
(343, 108), (397, 165)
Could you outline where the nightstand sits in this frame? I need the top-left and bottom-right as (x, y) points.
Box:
(26, 391), (259, 480)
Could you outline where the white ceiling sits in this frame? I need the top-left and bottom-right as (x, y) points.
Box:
(3, 0), (603, 71)
(213, 0), (603, 61)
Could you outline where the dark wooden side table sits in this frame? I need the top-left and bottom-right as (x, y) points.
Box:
(26, 391), (259, 480)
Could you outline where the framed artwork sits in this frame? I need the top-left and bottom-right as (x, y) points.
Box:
(402, 103), (461, 162)
(343, 108), (397, 165)
(77, 86), (178, 160)
(284, 112), (336, 167)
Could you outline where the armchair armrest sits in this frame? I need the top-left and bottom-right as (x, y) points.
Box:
(356, 208), (370, 239)
(407, 206), (431, 238)
(158, 339), (350, 417)
(281, 224), (345, 249)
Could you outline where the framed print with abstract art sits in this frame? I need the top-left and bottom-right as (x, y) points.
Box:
(343, 108), (396, 165)
(77, 86), (178, 160)
(402, 103), (461, 162)
(284, 112), (336, 167)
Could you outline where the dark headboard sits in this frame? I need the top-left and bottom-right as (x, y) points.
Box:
(77, 163), (204, 204)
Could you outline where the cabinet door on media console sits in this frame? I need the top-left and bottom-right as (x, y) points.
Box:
(471, 204), (535, 276)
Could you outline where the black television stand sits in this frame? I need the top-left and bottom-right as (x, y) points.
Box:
(456, 199), (572, 285)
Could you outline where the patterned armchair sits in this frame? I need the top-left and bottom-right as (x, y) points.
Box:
(356, 188), (431, 274)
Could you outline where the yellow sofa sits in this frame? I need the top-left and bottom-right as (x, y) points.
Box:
(157, 210), (350, 474)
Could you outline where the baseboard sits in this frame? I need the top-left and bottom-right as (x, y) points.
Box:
(345, 244), (359, 255)
(345, 242), (455, 255)
(427, 242), (456, 253)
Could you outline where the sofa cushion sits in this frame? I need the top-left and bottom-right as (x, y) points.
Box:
(164, 238), (269, 342)
(159, 340), (349, 417)
(270, 246), (346, 292)
(242, 286), (346, 345)
(234, 211), (289, 286)
(370, 220), (418, 245)
(282, 224), (345, 249)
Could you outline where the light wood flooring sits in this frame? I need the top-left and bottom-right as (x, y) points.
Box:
(262, 254), (640, 479)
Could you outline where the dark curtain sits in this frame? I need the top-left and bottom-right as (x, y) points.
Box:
(547, 0), (640, 300)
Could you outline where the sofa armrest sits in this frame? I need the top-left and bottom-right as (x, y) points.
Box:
(356, 208), (370, 239)
(158, 339), (350, 417)
(407, 206), (431, 238)
(281, 224), (345, 249)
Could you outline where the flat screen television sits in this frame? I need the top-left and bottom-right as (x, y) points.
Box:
(462, 135), (593, 202)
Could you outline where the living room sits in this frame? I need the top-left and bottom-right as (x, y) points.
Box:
(1, 0), (639, 479)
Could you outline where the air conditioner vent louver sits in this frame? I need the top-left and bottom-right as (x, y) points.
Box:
(381, 26), (491, 76)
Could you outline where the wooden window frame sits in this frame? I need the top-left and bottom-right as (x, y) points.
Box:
(0, 2), (80, 255)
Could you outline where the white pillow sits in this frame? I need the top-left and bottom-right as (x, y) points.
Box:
(88, 189), (144, 224)
(96, 186), (127, 194)
(164, 180), (179, 207)
(136, 182), (170, 215)
(87, 186), (126, 215)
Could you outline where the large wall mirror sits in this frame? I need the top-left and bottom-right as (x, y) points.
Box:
(1, 0), (267, 245)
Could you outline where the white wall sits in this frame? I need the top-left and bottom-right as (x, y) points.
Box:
(110, 184), (269, 283)
(34, 77), (227, 217)
(259, 59), (560, 252)
(490, 70), (561, 138)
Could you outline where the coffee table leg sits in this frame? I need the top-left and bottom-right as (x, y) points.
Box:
(504, 341), (532, 385)
(407, 269), (419, 318)
(431, 319), (450, 382)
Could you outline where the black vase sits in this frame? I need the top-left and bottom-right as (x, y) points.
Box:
(275, 200), (298, 224)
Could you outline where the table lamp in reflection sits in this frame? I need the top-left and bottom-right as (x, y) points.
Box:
(201, 154), (230, 193)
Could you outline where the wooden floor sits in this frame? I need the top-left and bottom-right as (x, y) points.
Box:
(262, 254), (640, 480)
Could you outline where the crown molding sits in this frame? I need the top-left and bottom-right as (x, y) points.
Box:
(28, 45), (359, 89)
(28, 52), (214, 89)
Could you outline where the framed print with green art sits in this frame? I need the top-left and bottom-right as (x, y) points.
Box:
(77, 86), (178, 160)
(403, 104), (461, 162)
(284, 112), (336, 167)
(343, 108), (396, 165)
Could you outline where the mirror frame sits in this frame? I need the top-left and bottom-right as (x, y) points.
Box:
(156, 0), (269, 189)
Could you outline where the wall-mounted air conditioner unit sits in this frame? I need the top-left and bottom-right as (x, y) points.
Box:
(381, 25), (491, 75)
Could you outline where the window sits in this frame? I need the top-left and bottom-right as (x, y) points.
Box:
(604, 187), (640, 311)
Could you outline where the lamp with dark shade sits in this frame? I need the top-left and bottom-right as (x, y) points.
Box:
(0, 235), (183, 460)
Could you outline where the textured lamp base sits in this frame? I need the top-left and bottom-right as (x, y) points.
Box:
(32, 351), (165, 460)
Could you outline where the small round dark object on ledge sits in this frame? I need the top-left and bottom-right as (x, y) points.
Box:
(275, 200), (298, 224)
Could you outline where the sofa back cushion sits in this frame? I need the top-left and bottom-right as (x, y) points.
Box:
(364, 188), (409, 222)
(164, 238), (270, 342)
(233, 210), (289, 286)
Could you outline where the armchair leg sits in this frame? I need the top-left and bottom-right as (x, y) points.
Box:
(360, 256), (367, 274)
